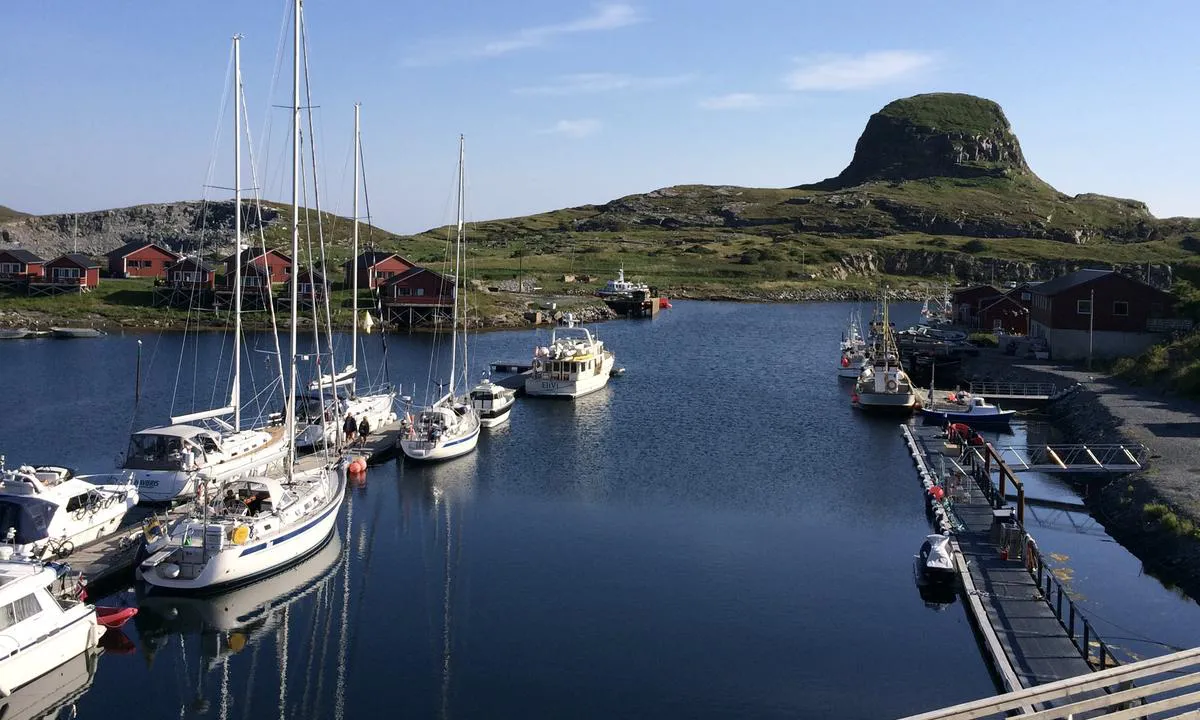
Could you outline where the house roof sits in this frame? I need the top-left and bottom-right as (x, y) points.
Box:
(0, 248), (44, 264)
(1030, 269), (1114, 297)
(951, 284), (1001, 300)
(51, 253), (99, 268)
(168, 256), (216, 272)
(105, 240), (181, 260)
(979, 293), (1028, 315)
(222, 247), (292, 264)
(382, 266), (451, 286)
(290, 268), (327, 282)
(343, 251), (402, 270)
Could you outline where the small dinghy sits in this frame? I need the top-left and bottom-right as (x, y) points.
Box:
(0, 328), (31, 340)
(96, 605), (139, 629)
(917, 533), (956, 586)
(50, 327), (103, 339)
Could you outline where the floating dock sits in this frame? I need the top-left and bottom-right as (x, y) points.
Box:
(902, 424), (1113, 701)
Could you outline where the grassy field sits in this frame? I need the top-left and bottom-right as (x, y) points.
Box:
(1112, 331), (1200, 397)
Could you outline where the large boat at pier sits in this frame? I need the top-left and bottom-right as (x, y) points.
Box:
(526, 315), (616, 399)
(854, 293), (917, 413)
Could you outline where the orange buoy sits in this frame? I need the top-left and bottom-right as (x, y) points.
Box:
(841, 355), (850, 367)
(851, 392), (860, 404)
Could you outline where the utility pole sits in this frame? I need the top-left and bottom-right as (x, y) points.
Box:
(1088, 288), (1095, 371)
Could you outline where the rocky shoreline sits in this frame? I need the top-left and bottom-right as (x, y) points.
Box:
(958, 351), (1200, 598)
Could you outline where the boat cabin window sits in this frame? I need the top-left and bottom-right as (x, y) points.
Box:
(0, 593), (43, 631)
(126, 434), (211, 470)
(65, 491), (95, 513)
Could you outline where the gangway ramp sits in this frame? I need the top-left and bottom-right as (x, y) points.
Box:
(969, 381), (1057, 402)
(994, 444), (1149, 474)
(899, 646), (1200, 719)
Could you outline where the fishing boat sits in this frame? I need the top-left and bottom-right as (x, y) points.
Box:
(137, 25), (346, 593)
(399, 137), (481, 462)
(296, 104), (396, 450)
(525, 314), (616, 399)
(838, 309), (869, 378)
(596, 267), (649, 298)
(854, 292), (917, 413)
(469, 377), (515, 428)
(118, 35), (287, 503)
(920, 391), (1015, 425)
(0, 551), (103, 698)
(0, 461), (138, 560)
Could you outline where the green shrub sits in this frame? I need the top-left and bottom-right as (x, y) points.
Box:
(968, 332), (999, 347)
(962, 239), (988, 253)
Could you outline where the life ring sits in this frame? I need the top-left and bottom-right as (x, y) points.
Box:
(886, 379), (898, 391)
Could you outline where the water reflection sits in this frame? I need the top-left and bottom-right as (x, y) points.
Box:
(0, 649), (99, 720)
(133, 531), (345, 718)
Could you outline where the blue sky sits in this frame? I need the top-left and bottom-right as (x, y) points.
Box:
(2, 1), (1198, 234)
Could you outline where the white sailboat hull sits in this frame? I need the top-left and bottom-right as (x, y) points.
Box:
(0, 610), (100, 697)
(525, 353), (615, 398)
(139, 467), (346, 592)
(296, 392), (396, 449)
(400, 424), (479, 461)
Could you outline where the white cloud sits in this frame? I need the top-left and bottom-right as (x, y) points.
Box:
(540, 119), (603, 138)
(698, 93), (772, 110)
(404, 4), (643, 66)
(515, 72), (693, 96)
(785, 50), (935, 91)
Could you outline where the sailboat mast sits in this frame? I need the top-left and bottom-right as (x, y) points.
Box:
(232, 34), (243, 431)
(448, 134), (464, 397)
(287, 0), (301, 472)
(457, 134), (468, 395)
(351, 103), (360, 382)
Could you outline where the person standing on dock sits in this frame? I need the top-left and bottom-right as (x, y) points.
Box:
(343, 413), (357, 446)
(358, 416), (371, 448)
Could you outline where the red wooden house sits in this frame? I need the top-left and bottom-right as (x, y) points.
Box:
(288, 268), (329, 302)
(342, 252), (415, 289)
(166, 257), (217, 289)
(105, 240), (181, 278)
(978, 293), (1029, 335)
(38, 254), (100, 291)
(222, 248), (292, 284)
(0, 249), (45, 284)
(950, 285), (1003, 326)
(1029, 269), (1187, 360)
(381, 267), (455, 324)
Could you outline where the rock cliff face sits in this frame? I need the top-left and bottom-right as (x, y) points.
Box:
(809, 93), (1035, 188)
(0, 201), (279, 259)
(827, 248), (1173, 286)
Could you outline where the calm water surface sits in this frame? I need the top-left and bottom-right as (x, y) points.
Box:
(0, 301), (1195, 718)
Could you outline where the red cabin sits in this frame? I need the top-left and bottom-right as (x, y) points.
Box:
(342, 252), (415, 289)
(288, 268), (329, 301)
(951, 285), (1003, 325)
(166, 257), (216, 289)
(41, 254), (100, 290)
(381, 267), (455, 323)
(105, 240), (181, 279)
(0, 249), (45, 282)
(222, 248), (292, 285)
(977, 293), (1029, 335)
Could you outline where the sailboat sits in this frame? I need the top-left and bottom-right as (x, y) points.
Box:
(853, 290), (917, 413)
(399, 136), (481, 462)
(838, 309), (868, 378)
(117, 35), (286, 503)
(295, 104), (397, 450)
(138, 18), (346, 592)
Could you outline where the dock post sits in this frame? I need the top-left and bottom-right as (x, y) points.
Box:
(1017, 484), (1026, 527)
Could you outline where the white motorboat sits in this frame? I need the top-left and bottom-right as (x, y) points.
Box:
(854, 292), (917, 413)
(917, 534), (956, 586)
(0, 551), (103, 698)
(0, 462), (138, 560)
(400, 137), (481, 463)
(0, 646), (98, 720)
(525, 316), (616, 399)
(596, 267), (650, 298)
(137, 26), (347, 593)
(469, 377), (515, 428)
(296, 104), (396, 450)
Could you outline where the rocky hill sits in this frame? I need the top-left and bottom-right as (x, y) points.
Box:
(0, 200), (403, 261)
(4, 93), (1198, 290)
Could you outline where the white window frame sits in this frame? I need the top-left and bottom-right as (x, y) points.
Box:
(1113, 301), (1129, 317)
(1076, 299), (1091, 315)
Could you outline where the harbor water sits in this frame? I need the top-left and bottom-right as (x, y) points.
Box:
(1, 301), (1197, 718)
